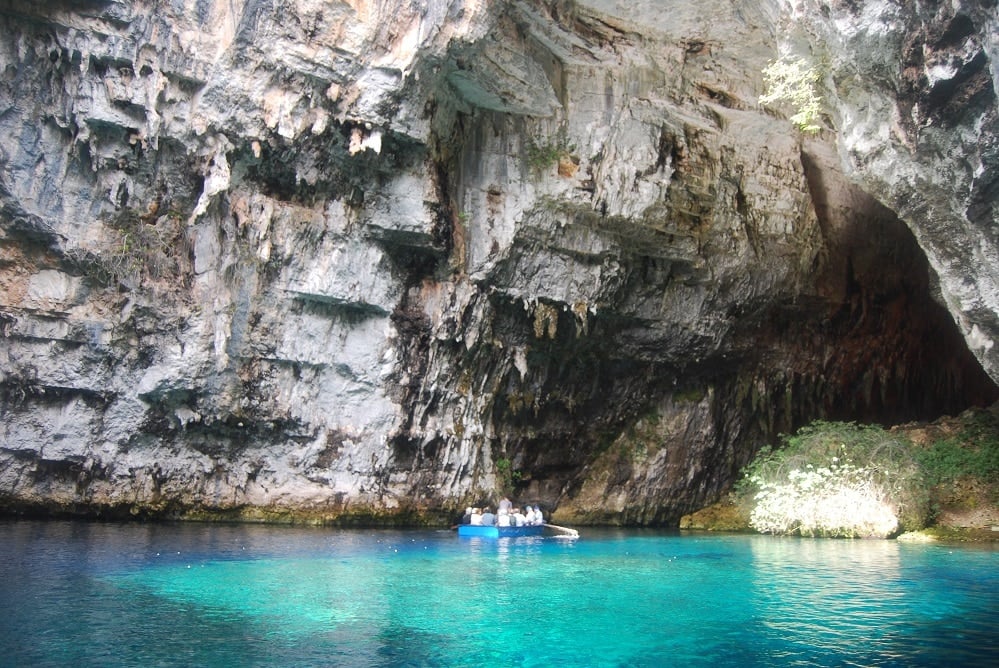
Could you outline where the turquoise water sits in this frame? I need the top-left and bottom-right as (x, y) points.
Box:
(1, 521), (996, 667)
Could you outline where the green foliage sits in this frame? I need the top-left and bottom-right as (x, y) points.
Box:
(759, 57), (823, 133)
(738, 415), (999, 538)
(918, 439), (984, 485)
(526, 140), (562, 171)
(495, 456), (522, 494)
(525, 130), (574, 173)
(673, 387), (706, 404)
(917, 413), (999, 491)
(740, 422), (912, 480)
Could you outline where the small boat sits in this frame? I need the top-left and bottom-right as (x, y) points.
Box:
(457, 522), (579, 538)
(457, 523), (546, 538)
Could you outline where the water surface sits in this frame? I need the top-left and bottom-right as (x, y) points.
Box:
(1, 520), (996, 666)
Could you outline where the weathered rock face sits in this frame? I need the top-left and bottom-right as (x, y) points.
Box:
(0, 0), (996, 525)
(783, 0), (999, 384)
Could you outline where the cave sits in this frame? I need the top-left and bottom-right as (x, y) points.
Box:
(0, 0), (997, 526)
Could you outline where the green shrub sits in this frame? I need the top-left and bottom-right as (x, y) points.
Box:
(525, 130), (574, 174)
(738, 414), (999, 538)
(917, 412), (999, 500)
(495, 456), (521, 494)
(918, 438), (980, 486)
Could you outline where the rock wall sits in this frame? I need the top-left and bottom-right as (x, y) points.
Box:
(0, 0), (996, 525)
(782, 0), (999, 382)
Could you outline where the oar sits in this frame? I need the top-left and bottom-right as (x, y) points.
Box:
(544, 523), (580, 539)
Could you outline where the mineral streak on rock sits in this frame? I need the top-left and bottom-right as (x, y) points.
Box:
(0, 0), (996, 525)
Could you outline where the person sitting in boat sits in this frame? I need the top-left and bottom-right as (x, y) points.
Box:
(461, 507), (473, 524)
(481, 508), (496, 526)
(470, 508), (483, 525)
(532, 505), (544, 525)
(511, 507), (526, 526)
(497, 509), (511, 527)
(524, 506), (536, 525)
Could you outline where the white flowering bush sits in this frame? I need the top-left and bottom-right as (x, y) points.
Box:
(749, 462), (899, 538)
(738, 422), (929, 538)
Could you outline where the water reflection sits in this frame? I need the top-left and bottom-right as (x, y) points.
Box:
(748, 536), (998, 666)
(2, 522), (996, 667)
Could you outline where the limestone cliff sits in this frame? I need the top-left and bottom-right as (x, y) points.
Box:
(0, 0), (996, 525)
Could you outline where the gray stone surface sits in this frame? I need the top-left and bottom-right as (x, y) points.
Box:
(0, 0), (996, 524)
